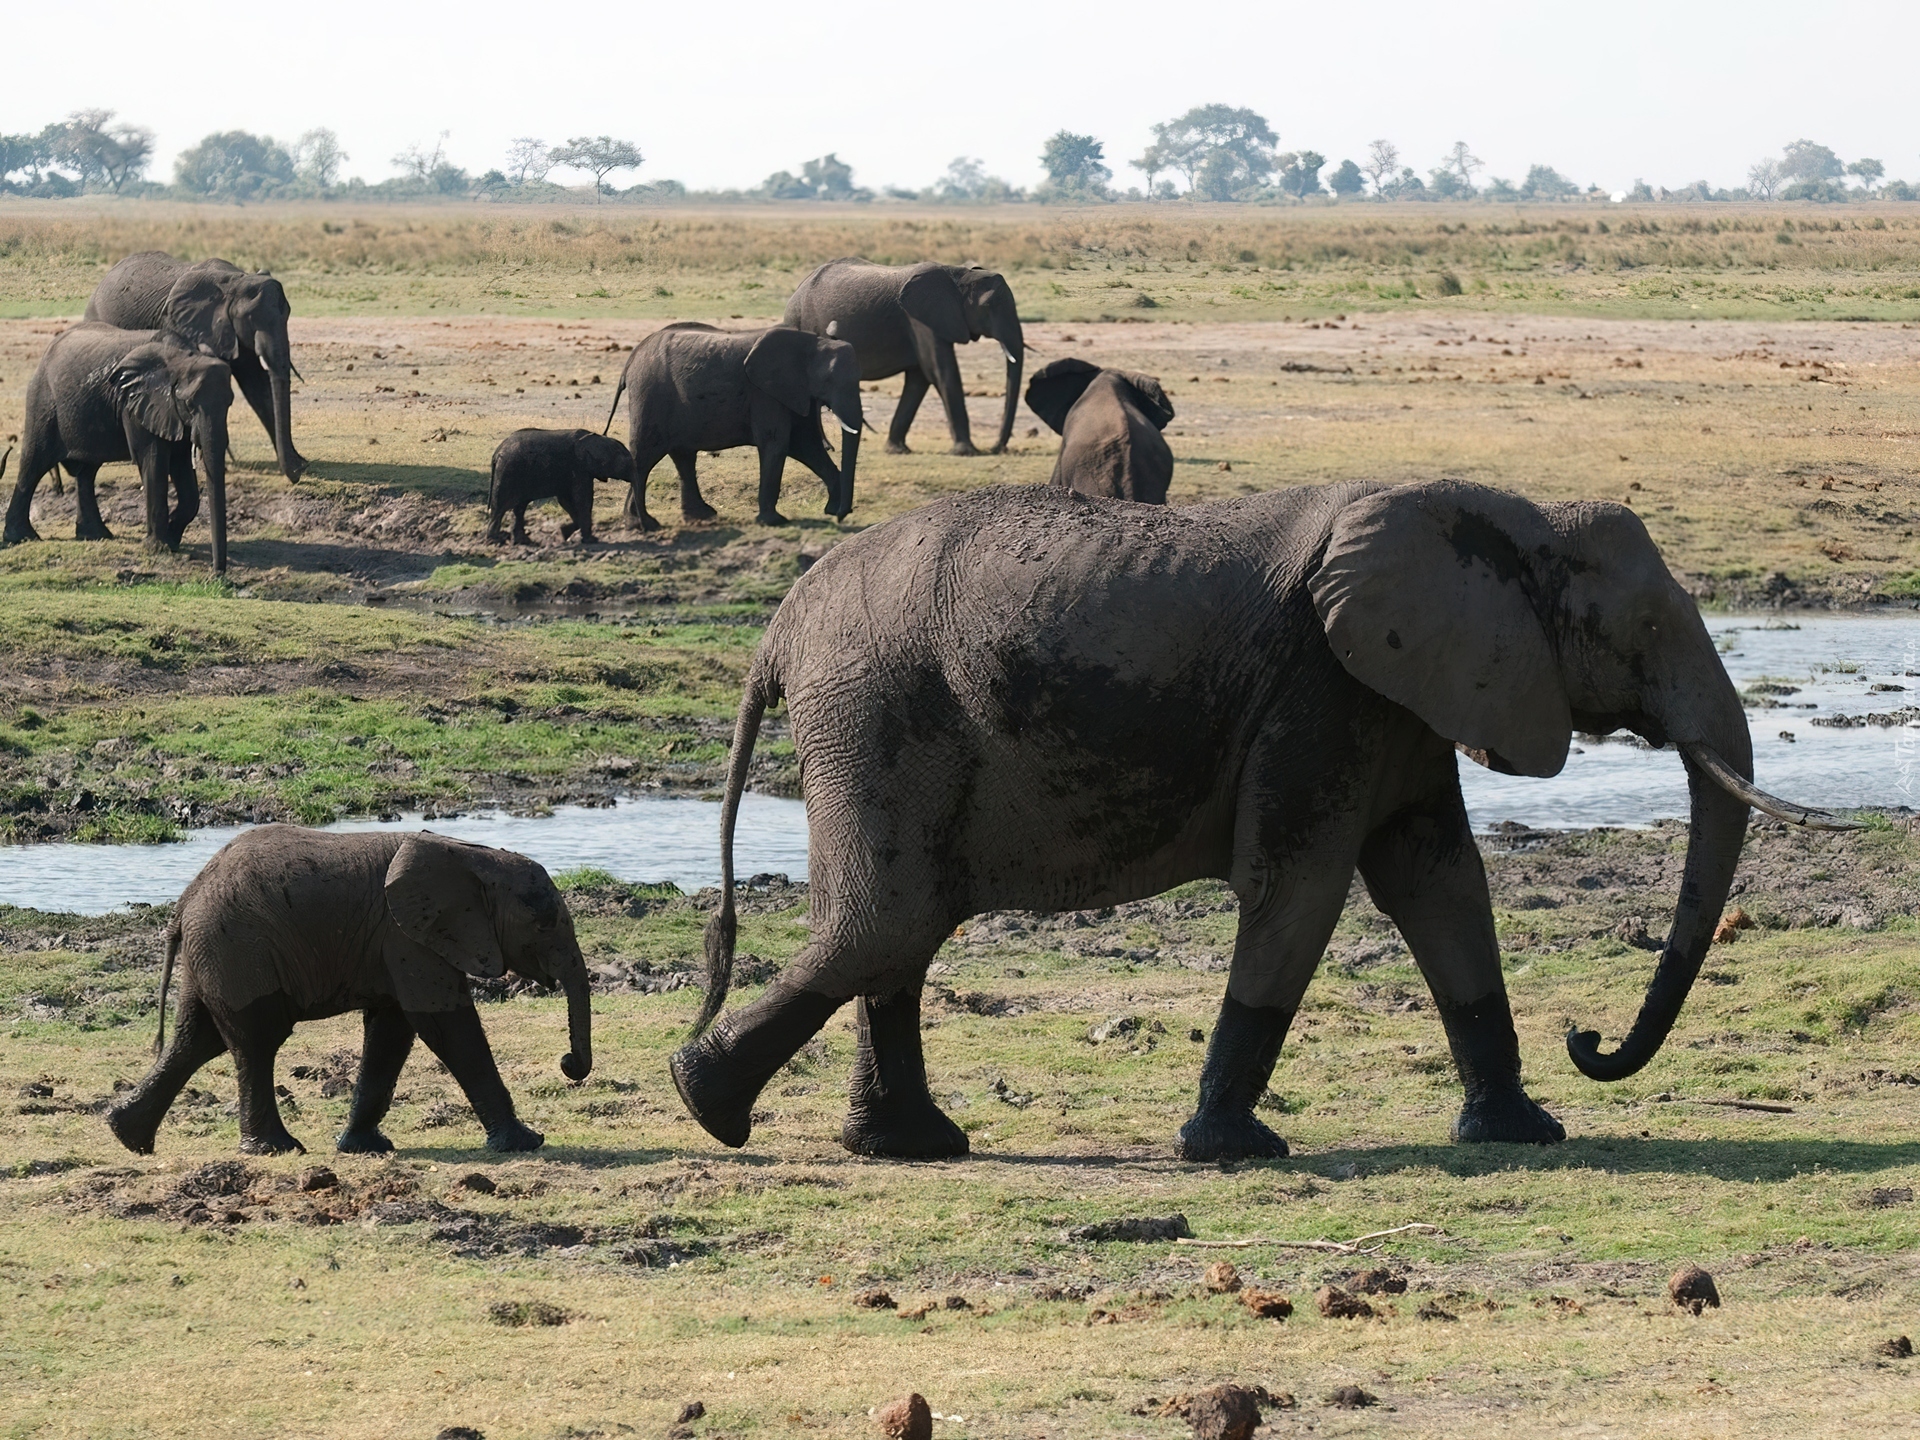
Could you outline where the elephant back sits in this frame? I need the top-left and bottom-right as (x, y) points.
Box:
(83, 252), (190, 330)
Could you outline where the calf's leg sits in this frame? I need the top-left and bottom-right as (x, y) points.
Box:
(106, 989), (228, 1154)
(337, 1005), (414, 1153)
(843, 982), (968, 1159)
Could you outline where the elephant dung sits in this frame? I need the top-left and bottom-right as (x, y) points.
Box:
(1315, 1284), (1375, 1319)
(1066, 1214), (1191, 1242)
(1668, 1265), (1721, 1314)
(1326, 1386), (1378, 1410)
(874, 1392), (932, 1440)
(1344, 1267), (1408, 1295)
(295, 1165), (338, 1193)
(1203, 1261), (1242, 1294)
(1711, 906), (1754, 943)
(1240, 1288), (1293, 1320)
(852, 1287), (897, 1310)
(1879, 1335), (1913, 1358)
(1186, 1384), (1261, 1440)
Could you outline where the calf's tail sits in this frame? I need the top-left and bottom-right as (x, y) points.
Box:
(692, 655), (780, 1038)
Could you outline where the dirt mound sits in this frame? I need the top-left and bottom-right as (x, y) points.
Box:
(1066, 1214), (1190, 1242)
(485, 1299), (568, 1327)
(1186, 1384), (1261, 1440)
(1316, 1284), (1375, 1319)
(1203, 1261), (1241, 1294)
(875, 1393), (931, 1440)
(1326, 1386), (1377, 1409)
(1344, 1267), (1408, 1295)
(1240, 1288), (1293, 1320)
(1669, 1265), (1721, 1314)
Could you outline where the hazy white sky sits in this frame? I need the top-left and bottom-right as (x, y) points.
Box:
(6, 0), (1916, 194)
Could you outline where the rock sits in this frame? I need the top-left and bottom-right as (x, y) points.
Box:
(1067, 1214), (1191, 1242)
(1203, 1261), (1242, 1295)
(295, 1165), (338, 1193)
(457, 1171), (498, 1194)
(852, 1288), (896, 1310)
(675, 1401), (706, 1423)
(1345, 1267), (1407, 1295)
(1186, 1383), (1260, 1440)
(874, 1392), (932, 1440)
(1668, 1264), (1720, 1315)
(1240, 1287), (1293, 1319)
(435, 1429), (485, 1440)
(1326, 1385), (1377, 1409)
(1315, 1284), (1374, 1319)
(1879, 1335), (1912, 1358)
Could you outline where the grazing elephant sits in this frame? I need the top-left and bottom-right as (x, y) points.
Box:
(86, 252), (307, 480)
(1025, 358), (1176, 504)
(487, 428), (634, 545)
(107, 827), (593, 1157)
(603, 323), (862, 530)
(3, 324), (235, 572)
(671, 481), (1853, 1161)
(784, 259), (1024, 456)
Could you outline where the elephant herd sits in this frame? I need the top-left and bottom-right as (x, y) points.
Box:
(24, 250), (1856, 1169)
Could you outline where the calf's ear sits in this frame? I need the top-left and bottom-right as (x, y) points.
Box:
(385, 835), (507, 979)
(743, 327), (818, 416)
(1118, 370), (1175, 429)
(1024, 357), (1101, 434)
(112, 345), (187, 441)
(1309, 481), (1571, 778)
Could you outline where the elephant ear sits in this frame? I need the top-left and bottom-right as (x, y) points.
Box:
(744, 327), (821, 416)
(384, 835), (507, 980)
(112, 346), (187, 441)
(1309, 482), (1572, 778)
(1024, 358), (1102, 434)
(1116, 370), (1176, 429)
(163, 272), (239, 358)
(899, 265), (972, 345)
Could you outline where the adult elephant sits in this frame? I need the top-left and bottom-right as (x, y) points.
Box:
(1025, 358), (1176, 503)
(86, 252), (307, 481)
(671, 481), (1854, 1161)
(784, 259), (1023, 456)
(3, 324), (235, 572)
(604, 323), (861, 529)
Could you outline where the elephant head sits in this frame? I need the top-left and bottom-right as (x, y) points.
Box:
(1024, 358), (1175, 434)
(384, 835), (593, 1083)
(571, 430), (634, 482)
(952, 267), (1024, 453)
(1309, 481), (1854, 1081)
(164, 263), (303, 480)
(746, 327), (864, 518)
(112, 343), (234, 573)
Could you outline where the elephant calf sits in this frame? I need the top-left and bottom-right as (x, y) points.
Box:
(1025, 358), (1176, 504)
(107, 827), (593, 1158)
(487, 428), (634, 544)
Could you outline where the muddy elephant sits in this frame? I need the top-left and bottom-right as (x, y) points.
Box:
(670, 481), (1852, 1161)
(3, 324), (235, 572)
(487, 427), (634, 544)
(1025, 358), (1176, 503)
(107, 827), (593, 1157)
(604, 323), (862, 529)
(784, 260), (1023, 456)
(86, 252), (306, 481)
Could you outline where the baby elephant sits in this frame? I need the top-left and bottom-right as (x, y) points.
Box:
(1024, 357), (1176, 504)
(487, 427), (633, 544)
(106, 827), (594, 1157)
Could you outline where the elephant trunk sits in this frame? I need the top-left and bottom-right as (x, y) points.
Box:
(559, 965), (593, 1082)
(994, 343), (1023, 455)
(835, 420), (860, 519)
(254, 329), (302, 481)
(986, 290), (1025, 455)
(196, 414), (229, 575)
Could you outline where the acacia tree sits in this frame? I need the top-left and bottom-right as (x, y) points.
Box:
(506, 138), (552, 186)
(1847, 157), (1885, 191)
(1780, 139), (1843, 184)
(1149, 104), (1277, 198)
(1362, 139), (1400, 196)
(1276, 150), (1325, 198)
(1746, 158), (1784, 199)
(1040, 131), (1111, 197)
(801, 153), (856, 198)
(552, 136), (643, 199)
(293, 128), (347, 189)
(1130, 142), (1167, 197)
(59, 110), (153, 193)
(1443, 140), (1483, 192)
(177, 130), (296, 200)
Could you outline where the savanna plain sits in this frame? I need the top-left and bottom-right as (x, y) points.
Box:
(1, 202), (1917, 1438)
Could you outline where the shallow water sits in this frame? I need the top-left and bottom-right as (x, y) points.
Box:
(2, 616), (1911, 916)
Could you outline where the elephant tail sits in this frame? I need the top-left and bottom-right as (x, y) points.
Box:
(0, 446), (10, 482)
(692, 655), (780, 1038)
(601, 372), (627, 437)
(50, 462), (64, 497)
(153, 919), (181, 1055)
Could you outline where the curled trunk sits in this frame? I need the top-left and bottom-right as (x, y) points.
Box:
(834, 423), (860, 518)
(559, 970), (593, 1081)
(268, 363), (299, 480)
(993, 345), (1023, 454)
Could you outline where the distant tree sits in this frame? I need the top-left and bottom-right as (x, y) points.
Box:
(293, 128), (347, 189)
(1443, 140), (1483, 193)
(551, 136), (643, 199)
(176, 130), (296, 200)
(1040, 131), (1111, 197)
(1847, 157), (1885, 191)
(1382, 166), (1425, 200)
(1150, 104), (1277, 197)
(936, 156), (1013, 202)
(1626, 178), (1656, 202)
(1486, 176), (1519, 201)
(761, 169), (812, 200)
(505, 137), (552, 187)
(393, 132), (449, 183)
(1781, 139), (1843, 184)
(801, 152), (857, 199)
(1520, 164), (1578, 200)
(1362, 139), (1400, 196)
(1427, 167), (1470, 199)
(1746, 158), (1784, 200)
(1276, 151), (1326, 198)
(1328, 158), (1365, 197)
(58, 110), (153, 193)
(1130, 142), (1168, 197)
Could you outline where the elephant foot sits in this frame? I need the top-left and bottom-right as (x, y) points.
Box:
(884, 440), (912, 455)
(1451, 1088), (1565, 1145)
(1176, 1109), (1290, 1163)
(76, 520), (114, 541)
(948, 441), (981, 458)
(627, 511), (662, 533)
(239, 1129), (308, 1156)
(105, 1102), (158, 1156)
(841, 1099), (969, 1160)
(335, 1127), (395, 1154)
(2, 526), (38, 546)
(670, 1040), (756, 1149)
(485, 1120), (546, 1153)
(755, 509), (790, 528)
(682, 499), (719, 523)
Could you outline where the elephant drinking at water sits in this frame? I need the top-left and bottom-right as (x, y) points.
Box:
(671, 480), (1853, 1161)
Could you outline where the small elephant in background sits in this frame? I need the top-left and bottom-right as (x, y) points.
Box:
(106, 827), (594, 1157)
(1025, 358), (1176, 504)
(487, 428), (634, 544)
(3, 324), (236, 572)
(605, 322), (863, 529)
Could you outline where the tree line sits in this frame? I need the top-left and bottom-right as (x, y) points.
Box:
(1, 107), (1912, 206)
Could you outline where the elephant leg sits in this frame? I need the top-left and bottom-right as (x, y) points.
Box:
(233, 354), (308, 479)
(886, 371), (930, 454)
(563, 477), (596, 544)
(842, 983), (968, 1159)
(405, 1005), (543, 1152)
(3, 452), (52, 545)
(928, 341), (979, 456)
(105, 989), (228, 1155)
(752, 443), (789, 527)
(164, 445), (200, 550)
(137, 441), (172, 553)
(69, 463), (112, 541)
(676, 449), (717, 523)
(670, 978), (845, 1148)
(1358, 786), (1565, 1145)
(623, 444), (668, 532)
(224, 993), (305, 1155)
(337, 1005), (414, 1154)
(510, 502), (533, 546)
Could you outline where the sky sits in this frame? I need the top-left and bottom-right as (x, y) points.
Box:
(6, 0), (1917, 195)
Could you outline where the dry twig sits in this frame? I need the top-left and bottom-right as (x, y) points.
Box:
(1175, 1222), (1439, 1254)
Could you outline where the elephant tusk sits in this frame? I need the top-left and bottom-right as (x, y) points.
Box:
(1680, 742), (1864, 831)
(841, 422), (860, 434)
(1001, 344), (1019, 364)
